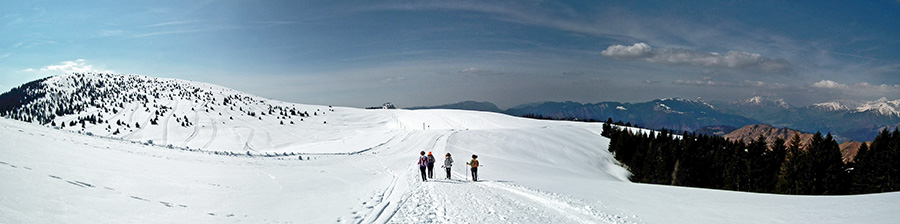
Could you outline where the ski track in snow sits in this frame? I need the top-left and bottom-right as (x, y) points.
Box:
(202, 111), (217, 150)
(383, 164), (628, 224)
(264, 129), (273, 149)
(127, 102), (138, 126)
(120, 103), (153, 140)
(236, 126), (255, 152)
(183, 109), (200, 145)
(351, 130), (632, 224)
(161, 101), (178, 145)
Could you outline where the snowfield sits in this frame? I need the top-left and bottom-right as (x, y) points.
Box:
(3, 109), (898, 223)
(1, 74), (898, 223)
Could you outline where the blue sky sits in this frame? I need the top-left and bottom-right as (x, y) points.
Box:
(2, 0), (899, 108)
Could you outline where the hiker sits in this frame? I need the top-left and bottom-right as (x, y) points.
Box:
(417, 151), (428, 181)
(467, 154), (479, 181)
(426, 152), (436, 179)
(443, 153), (454, 179)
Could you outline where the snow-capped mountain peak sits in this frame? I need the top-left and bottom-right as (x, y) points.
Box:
(744, 96), (791, 108)
(657, 97), (717, 110)
(856, 98), (900, 116)
(813, 102), (850, 111)
(813, 98), (900, 116)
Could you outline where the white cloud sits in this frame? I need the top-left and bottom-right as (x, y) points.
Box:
(31, 59), (115, 74)
(602, 43), (791, 73)
(812, 80), (900, 92)
(601, 43), (652, 58)
(460, 67), (480, 73)
(812, 80), (849, 89)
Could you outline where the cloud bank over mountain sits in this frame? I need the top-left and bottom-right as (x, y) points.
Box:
(602, 43), (791, 73)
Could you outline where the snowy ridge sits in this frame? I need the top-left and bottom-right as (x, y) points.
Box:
(813, 102), (851, 111)
(744, 96), (790, 108)
(856, 97), (900, 116)
(814, 97), (900, 116)
(2, 72), (396, 154)
(658, 97), (717, 110)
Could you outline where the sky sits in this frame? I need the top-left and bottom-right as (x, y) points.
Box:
(1, 0), (899, 109)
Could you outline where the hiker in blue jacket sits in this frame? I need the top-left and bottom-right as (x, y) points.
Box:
(442, 153), (454, 179)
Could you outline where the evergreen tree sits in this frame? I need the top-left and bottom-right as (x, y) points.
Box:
(890, 128), (900, 191)
(766, 137), (787, 193)
(746, 135), (770, 193)
(850, 141), (872, 194)
(776, 134), (809, 194)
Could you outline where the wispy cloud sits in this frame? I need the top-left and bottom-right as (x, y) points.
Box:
(133, 26), (236, 38)
(603, 43), (792, 73)
(134, 20), (237, 38)
(458, 67), (504, 77)
(143, 20), (198, 28)
(11, 40), (57, 49)
(26, 59), (115, 74)
(674, 77), (785, 88)
(360, 1), (626, 41)
(96, 30), (125, 37)
(0, 53), (10, 59)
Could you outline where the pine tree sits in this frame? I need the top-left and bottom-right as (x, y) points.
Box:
(890, 128), (900, 191)
(746, 135), (770, 193)
(767, 137), (787, 193)
(801, 132), (845, 195)
(776, 134), (808, 194)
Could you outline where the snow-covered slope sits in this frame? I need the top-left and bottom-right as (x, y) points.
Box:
(3, 109), (898, 223)
(2, 74), (899, 223)
(1, 73), (399, 154)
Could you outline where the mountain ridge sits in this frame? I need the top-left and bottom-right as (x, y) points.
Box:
(0, 72), (388, 154)
(410, 96), (900, 142)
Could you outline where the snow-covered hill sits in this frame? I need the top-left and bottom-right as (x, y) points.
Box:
(2, 74), (899, 223)
(0, 73), (399, 155)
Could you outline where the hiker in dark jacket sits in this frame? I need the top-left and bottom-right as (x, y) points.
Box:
(426, 152), (436, 179)
(443, 153), (454, 179)
(417, 151), (427, 181)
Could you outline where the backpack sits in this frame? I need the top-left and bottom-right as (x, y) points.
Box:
(419, 156), (427, 167)
(471, 159), (479, 167)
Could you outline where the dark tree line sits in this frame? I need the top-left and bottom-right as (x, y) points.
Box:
(602, 118), (900, 195)
(851, 128), (900, 194)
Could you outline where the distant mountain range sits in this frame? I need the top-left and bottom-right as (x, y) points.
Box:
(409, 96), (900, 142)
(715, 96), (900, 142)
(405, 101), (502, 112)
